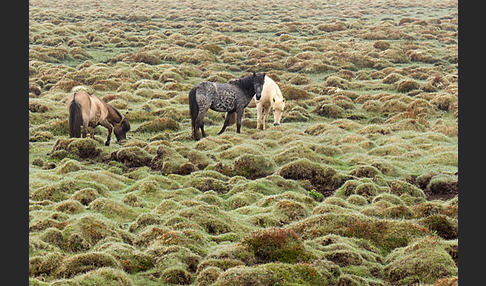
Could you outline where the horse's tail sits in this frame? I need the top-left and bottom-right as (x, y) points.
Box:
(188, 86), (199, 135)
(69, 97), (82, 138)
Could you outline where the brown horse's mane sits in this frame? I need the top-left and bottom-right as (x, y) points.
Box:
(106, 103), (124, 124)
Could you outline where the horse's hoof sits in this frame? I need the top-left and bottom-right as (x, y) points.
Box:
(105, 142), (110, 146)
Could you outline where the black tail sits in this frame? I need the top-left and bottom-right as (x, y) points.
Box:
(69, 99), (82, 138)
(188, 87), (198, 136)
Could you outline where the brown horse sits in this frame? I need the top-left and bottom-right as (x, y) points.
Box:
(66, 90), (130, 146)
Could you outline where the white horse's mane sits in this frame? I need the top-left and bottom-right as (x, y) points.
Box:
(71, 85), (88, 93)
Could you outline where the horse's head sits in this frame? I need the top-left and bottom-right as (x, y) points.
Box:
(114, 117), (130, 142)
(272, 97), (286, 126)
(253, 72), (265, 100)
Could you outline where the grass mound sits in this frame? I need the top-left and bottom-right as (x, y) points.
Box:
(314, 103), (346, 118)
(396, 80), (421, 93)
(196, 266), (223, 286)
(88, 198), (137, 221)
(419, 173), (458, 200)
(232, 154), (276, 179)
(213, 262), (337, 286)
(184, 176), (230, 194)
(273, 200), (309, 223)
(178, 204), (241, 236)
(161, 266), (193, 284)
(417, 215), (458, 240)
(51, 138), (101, 160)
(61, 215), (120, 252)
(278, 158), (345, 196)
(29, 252), (65, 278)
(54, 252), (121, 278)
(150, 145), (196, 174)
(70, 188), (100, 206)
(109, 146), (153, 168)
(290, 212), (433, 253)
(136, 117), (180, 132)
(241, 228), (311, 264)
(60, 267), (133, 286)
(94, 241), (153, 273)
(384, 237), (458, 285)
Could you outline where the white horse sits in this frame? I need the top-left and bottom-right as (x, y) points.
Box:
(255, 76), (286, 130)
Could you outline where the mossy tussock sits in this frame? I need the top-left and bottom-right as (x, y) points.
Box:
(384, 237), (458, 285)
(30, 0), (457, 285)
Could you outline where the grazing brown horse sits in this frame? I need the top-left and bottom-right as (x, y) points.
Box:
(66, 90), (130, 146)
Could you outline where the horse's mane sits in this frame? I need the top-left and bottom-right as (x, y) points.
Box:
(264, 75), (276, 86)
(229, 74), (254, 91)
(107, 103), (124, 123)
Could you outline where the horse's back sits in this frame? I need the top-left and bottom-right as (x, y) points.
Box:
(266, 76), (283, 98)
(193, 81), (216, 105)
(196, 81), (235, 94)
(67, 91), (108, 125)
(196, 81), (238, 104)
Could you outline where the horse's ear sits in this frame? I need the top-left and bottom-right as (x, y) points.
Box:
(263, 73), (266, 78)
(253, 72), (256, 77)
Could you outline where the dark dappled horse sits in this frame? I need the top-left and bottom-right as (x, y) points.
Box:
(189, 72), (265, 140)
(67, 90), (130, 146)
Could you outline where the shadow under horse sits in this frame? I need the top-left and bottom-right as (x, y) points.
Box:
(67, 90), (130, 146)
(188, 72), (265, 141)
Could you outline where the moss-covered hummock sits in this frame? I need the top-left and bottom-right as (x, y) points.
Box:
(241, 227), (311, 264)
(384, 237), (458, 285)
(213, 262), (338, 286)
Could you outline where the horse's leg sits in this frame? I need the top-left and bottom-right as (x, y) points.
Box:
(200, 122), (206, 138)
(263, 106), (271, 130)
(82, 120), (88, 138)
(218, 111), (235, 135)
(194, 107), (209, 140)
(236, 109), (244, 133)
(81, 109), (90, 138)
(89, 127), (95, 139)
(256, 103), (263, 130)
(100, 120), (112, 146)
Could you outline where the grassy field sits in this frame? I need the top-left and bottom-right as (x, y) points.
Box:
(29, 0), (458, 285)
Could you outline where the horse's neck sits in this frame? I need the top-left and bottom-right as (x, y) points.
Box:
(234, 77), (255, 98)
(106, 104), (123, 124)
(266, 78), (283, 103)
(265, 76), (276, 87)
